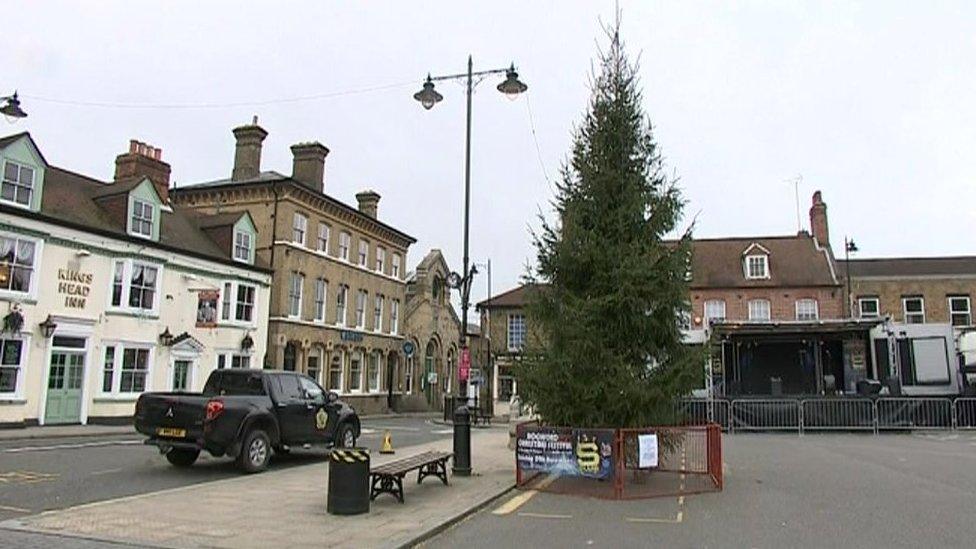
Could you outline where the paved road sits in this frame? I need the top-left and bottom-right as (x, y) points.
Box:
(426, 432), (976, 549)
(0, 415), (451, 523)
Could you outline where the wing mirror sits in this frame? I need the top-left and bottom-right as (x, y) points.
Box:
(327, 392), (339, 404)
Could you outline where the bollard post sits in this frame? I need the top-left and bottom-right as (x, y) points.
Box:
(453, 405), (472, 476)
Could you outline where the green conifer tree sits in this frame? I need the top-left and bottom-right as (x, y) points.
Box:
(518, 25), (700, 428)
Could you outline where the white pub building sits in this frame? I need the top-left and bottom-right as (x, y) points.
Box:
(0, 132), (271, 427)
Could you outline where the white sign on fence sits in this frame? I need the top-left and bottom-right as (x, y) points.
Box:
(638, 433), (659, 468)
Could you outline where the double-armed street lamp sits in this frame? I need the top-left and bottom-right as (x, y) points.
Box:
(845, 236), (859, 317)
(413, 57), (527, 398)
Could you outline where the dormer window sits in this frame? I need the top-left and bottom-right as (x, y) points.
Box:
(130, 199), (154, 238)
(233, 230), (252, 263)
(1, 160), (34, 208)
(745, 255), (769, 279)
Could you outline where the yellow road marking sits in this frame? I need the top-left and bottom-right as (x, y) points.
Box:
(517, 512), (573, 519)
(0, 504), (31, 513)
(493, 475), (558, 515)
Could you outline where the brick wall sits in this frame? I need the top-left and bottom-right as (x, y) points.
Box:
(689, 286), (844, 327)
(850, 277), (976, 324)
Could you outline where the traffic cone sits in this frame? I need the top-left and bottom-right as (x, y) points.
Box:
(380, 430), (395, 454)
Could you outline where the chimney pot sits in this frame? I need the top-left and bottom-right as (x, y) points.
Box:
(290, 142), (330, 192)
(356, 190), (381, 219)
(231, 119), (268, 182)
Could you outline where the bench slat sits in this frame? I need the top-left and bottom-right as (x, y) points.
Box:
(371, 451), (452, 476)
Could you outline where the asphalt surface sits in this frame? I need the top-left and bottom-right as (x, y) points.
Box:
(0, 415), (451, 523)
(426, 432), (976, 549)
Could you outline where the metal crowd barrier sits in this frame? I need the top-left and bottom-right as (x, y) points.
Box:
(676, 396), (969, 433)
(802, 399), (876, 432)
(730, 399), (801, 432)
(876, 397), (954, 431)
(955, 398), (976, 430)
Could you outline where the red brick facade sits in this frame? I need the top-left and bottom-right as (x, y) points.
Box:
(689, 286), (844, 329)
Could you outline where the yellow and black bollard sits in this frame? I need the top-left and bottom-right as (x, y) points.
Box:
(327, 448), (370, 515)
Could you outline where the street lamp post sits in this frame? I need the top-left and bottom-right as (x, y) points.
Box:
(0, 91), (28, 122)
(845, 236), (859, 317)
(414, 57), (527, 398)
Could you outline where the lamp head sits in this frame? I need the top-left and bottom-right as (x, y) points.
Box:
(496, 64), (527, 99)
(413, 76), (443, 110)
(1, 92), (27, 121)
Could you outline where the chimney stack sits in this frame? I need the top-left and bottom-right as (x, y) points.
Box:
(356, 190), (381, 219)
(809, 190), (830, 248)
(290, 142), (330, 192)
(231, 116), (268, 182)
(114, 140), (171, 202)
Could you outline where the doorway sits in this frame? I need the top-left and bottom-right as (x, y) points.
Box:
(45, 336), (87, 425)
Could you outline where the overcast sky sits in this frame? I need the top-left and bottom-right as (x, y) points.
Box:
(4, 1), (975, 313)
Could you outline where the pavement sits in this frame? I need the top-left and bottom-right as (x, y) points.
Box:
(427, 431), (976, 549)
(0, 416), (460, 523)
(1, 425), (514, 549)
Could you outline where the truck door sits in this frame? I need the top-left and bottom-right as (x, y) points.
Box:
(299, 376), (337, 443)
(274, 374), (315, 443)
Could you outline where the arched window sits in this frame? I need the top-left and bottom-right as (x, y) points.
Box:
(328, 351), (344, 392)
(283, 342), (297, 371)
(432, 276), (444, 303)
(445, 349), (456, 394)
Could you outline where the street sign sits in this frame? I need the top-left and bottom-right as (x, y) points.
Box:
(459, 347), (471, 382)
(403, 340), (415, 357)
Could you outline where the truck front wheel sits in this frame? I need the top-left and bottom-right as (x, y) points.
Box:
(336, 423), (356, 448)
(238, 429), (272, 474)
(166, 448), (200, 468)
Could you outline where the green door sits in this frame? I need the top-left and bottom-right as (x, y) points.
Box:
(45, 351), (85, 424)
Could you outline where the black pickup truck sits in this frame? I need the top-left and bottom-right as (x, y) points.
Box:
(135, 369), (360, 473)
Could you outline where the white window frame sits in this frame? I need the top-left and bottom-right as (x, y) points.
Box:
(358, 239), (369, 267)
(373, 294), (384, 333)
(0, 232), (42, 300)
(109, 259), (162, 316)
(375, 247), (386, 274)
(338, 232), (351, 261)
(703, 299), (726, 324)
(858, 297), (880, 319)
(288, 272), (304, 319)
(390, 299), (400, 335)
(392, 254), (401, 278)
(130, 199), (154, 239)
(903, 297), (925, 324)
(233, 230), (252, 263)
(748, 299), (771, 321)
(355, 289), (367, 328)
(100, 342), (154, 397)
(335, 285), (348, 326)
(949, 296), (971, 327)
(508, 314), (526, 351)
(170, 357), (195, 392)
(293, 213), (308, 245)
(313, 278), (328, 322)
(219, 281), (257, 325)
(215, 350), (253, 370)
(1, 159), (35, 209)
(348, 351), (364, 393)
(404, 355), (414, 394)
(744, 255), (769, 280)
(0, 334), (30, 399)
(795, 299), (819, 321)
(317, 222), (330, 254)
(367, 352), (381, 393)
(327, 351), (344, 392)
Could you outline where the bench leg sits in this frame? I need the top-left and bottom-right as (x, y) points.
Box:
(370, 473), (405, 503)
(418, 459), (449, 486)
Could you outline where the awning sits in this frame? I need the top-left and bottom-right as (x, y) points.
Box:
(710, 319), (884, 337)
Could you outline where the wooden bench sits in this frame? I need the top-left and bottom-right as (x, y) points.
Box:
(369, 451), (453, 503)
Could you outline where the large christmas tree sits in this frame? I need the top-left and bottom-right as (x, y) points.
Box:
(518, 27), (700, 428)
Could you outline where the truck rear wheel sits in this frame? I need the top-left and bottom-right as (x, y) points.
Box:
(166, 448), (200, 468)
(238, 429), (271, 474)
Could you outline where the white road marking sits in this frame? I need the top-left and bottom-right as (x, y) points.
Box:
(517, 512), (572, 519)
(360, 429), (378, 435)
(0, 504), (31, 513)
(365, 425), (422, 432)
(431, 429), (455, 434)
(91, 468), (124, 476)
(3, 440), (143, 453)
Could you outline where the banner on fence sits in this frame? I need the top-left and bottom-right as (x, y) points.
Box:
(638, 434), (659, 468)
(516, 427), (614, 479)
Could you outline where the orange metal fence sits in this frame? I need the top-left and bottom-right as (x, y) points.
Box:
(515, 422), (723, 500)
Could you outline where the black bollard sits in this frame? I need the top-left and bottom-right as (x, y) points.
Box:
(452, 404), (472, 476)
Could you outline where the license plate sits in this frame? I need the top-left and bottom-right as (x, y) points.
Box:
(156, 427), (186, 438)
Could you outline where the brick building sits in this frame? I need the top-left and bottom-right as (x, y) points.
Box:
(171, 120), (414, 415)
(839, 256), (976, 329)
